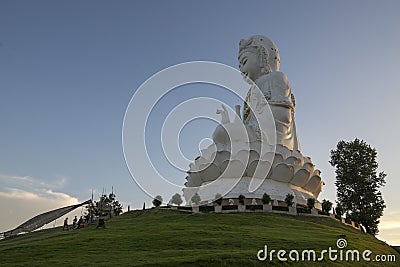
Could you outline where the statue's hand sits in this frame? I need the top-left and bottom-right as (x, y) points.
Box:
(216, 104), (230, 124)
(216, 104), (228, 114)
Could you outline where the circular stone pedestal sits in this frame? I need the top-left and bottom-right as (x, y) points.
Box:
(183, 176), (322, 209)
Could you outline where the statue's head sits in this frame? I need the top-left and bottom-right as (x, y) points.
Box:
(238, 35), (280, 81)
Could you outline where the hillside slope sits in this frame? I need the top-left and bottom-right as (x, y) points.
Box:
(0, 209), (397, 266)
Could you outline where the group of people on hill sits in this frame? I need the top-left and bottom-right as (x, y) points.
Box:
(63, 215), (95, 231)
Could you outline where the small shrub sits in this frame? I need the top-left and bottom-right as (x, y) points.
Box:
(152, 195), (163, 207)
(335, 204), (344, 217)
(322, 199), (333, 214)
(307, 198), (316, 211)
(191, 193), (201, 205)
(238, 194), (245, 205)
(285, 194), (294, 207)
(262, 193), (271, 205)
(214, 193), (222, 205)
(170, 193), (183, 206)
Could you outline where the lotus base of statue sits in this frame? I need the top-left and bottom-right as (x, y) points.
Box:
(183, 139), (324, 208)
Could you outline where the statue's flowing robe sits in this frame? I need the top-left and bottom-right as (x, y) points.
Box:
(243, 71), (300, 151)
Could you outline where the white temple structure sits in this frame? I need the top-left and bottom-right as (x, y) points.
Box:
(183, 36), (324, 207)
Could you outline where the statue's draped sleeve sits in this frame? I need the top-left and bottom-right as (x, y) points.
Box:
(259, 71), (294, 110)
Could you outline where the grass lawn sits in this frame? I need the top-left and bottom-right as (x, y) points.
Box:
(0, 209), (398, 266)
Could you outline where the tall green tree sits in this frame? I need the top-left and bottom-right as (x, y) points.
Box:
(330, 138), (386, 235)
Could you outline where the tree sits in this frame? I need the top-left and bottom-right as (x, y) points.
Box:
(112, 199), (123, 216)
(238, 194), (245, 205)
(335, 204), (344, 217)
(285, 194), (294, 207)
(190, 193), (201, 205)
(87, 192), (123, 218)
(321, 199), (333, 215)
(170, 193), (183, 206)
(152, 195), (163, 207)
(214, 193), (222, 205)
(108, 192), (123, 216)
(262, 193), (272, 205)
(307, 198), (316, 211)
(330, 138), (386, 235)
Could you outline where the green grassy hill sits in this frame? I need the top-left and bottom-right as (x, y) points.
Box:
(0, 209), (398, 266)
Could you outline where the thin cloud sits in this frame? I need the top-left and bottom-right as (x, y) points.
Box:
(0, 188), (40, 200)
(0, 174), (34, 183)
(0, 173), (66, 190)
(45, 189), (79, 204)
(0, 188), (78, 203)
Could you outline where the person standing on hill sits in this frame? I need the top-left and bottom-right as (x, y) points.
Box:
(77, 216), (84, 229)
(63, 217), (69, 231)
(73, 216), (77, 229)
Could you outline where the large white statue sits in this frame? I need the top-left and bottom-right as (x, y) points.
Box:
(183, 35), (324, 207)
(239, 36), (299, 151)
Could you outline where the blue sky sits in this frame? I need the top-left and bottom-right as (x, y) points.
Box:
(1, 1), (400, 244)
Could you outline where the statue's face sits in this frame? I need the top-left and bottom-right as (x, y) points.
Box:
(239, 50), (262, 82)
